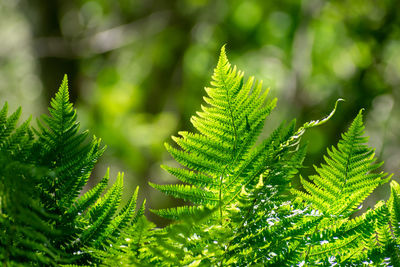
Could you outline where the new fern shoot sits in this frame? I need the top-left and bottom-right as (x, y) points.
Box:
(0, 47), (399, 266)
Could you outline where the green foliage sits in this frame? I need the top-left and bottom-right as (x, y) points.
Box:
(152, 45), (277, 219)
(290, 111), (393, 265)
(146, 48), (398, 266)
(0, 77), (147, 265)
(0, 104), (60, 265)
(294, 110), (390, 217)
(1, 48), (400, 266)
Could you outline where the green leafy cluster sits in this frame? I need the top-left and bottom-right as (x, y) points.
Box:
(1, 48), (400, 266)
(0, 77), (146, 265)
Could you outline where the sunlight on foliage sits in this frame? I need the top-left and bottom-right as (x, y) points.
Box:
(1, 48), (399, 266)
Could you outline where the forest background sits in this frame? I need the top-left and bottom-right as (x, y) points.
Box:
(1, 0), (399, 226)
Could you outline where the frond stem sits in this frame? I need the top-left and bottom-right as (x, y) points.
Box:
(219, 174), (223, 223)
(218, 72), (239, 223)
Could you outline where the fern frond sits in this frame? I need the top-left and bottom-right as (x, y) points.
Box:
(0, 104), (21, 145)
(148, 206), (223, 266)
(294, 110), (390, 217)
(4, 47), (397, 266)
(0, 103), (34, 159)
(34, 75), (106, 214)
(389, 180), (400, 241)
(148, 47), (342, 267)
(66, 169), (109, 218)
(370, 180), (400, 265)
(0, 154), (64, 265)
(88, 206), (157, 266)
(152, 47), (314, 221)
(94, 186), (141, 246)
(224, 144), (316, 266)
(81, 173), (124, 246)
(14, 76), (148, 265)
(306, 207), (380, 264)
(291, 111), (392, 265)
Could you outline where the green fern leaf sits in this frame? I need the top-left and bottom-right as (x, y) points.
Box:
(152, 46), (284, 219)
(389, 180), (400, 241)
(0, 105), (21, 144)
(34, 75), (106, 214)
(95, 186), (141, 246)
(292, 110), (393, 265)
(66, 169), (110, 218)
(0, 109), (63, 265)
(22, 76), (147, 265)
(81, 173), (124, 245)
(149, 47), (341, 266)
(294, 110), (390, 217)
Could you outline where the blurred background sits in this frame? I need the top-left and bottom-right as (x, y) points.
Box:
(1, 0), (399, 225)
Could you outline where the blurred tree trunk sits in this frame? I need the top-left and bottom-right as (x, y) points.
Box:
(19, 0), (80, 103)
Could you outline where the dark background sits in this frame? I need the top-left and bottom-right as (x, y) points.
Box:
(1, 0), (399, 225)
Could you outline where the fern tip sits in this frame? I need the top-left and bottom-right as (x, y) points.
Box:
(217, 45), (229, 69)
(148, 182), (159, 191)
(221, 43), (227, 52)
(391, 180), (399, 188)
(133, 186), (140, 196)
(60, 74), (69, 90)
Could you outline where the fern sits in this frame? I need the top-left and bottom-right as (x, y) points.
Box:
(151, 46), (275, 219)
(0, 77), (147, 265)
(224, 144), (319, 266)
(146, 47), (399, 267)
(0, 103), (61, 265)
(360, 181), (400, 265)
(389, 180), (400, 247)
(292, 110), (392, 265)
(1, 47), (400, 266)
(147, 47), (344, 266)
(151, 47), (339, 221)
(294, 110), (390, 217)
(33, 75), (105, 215)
